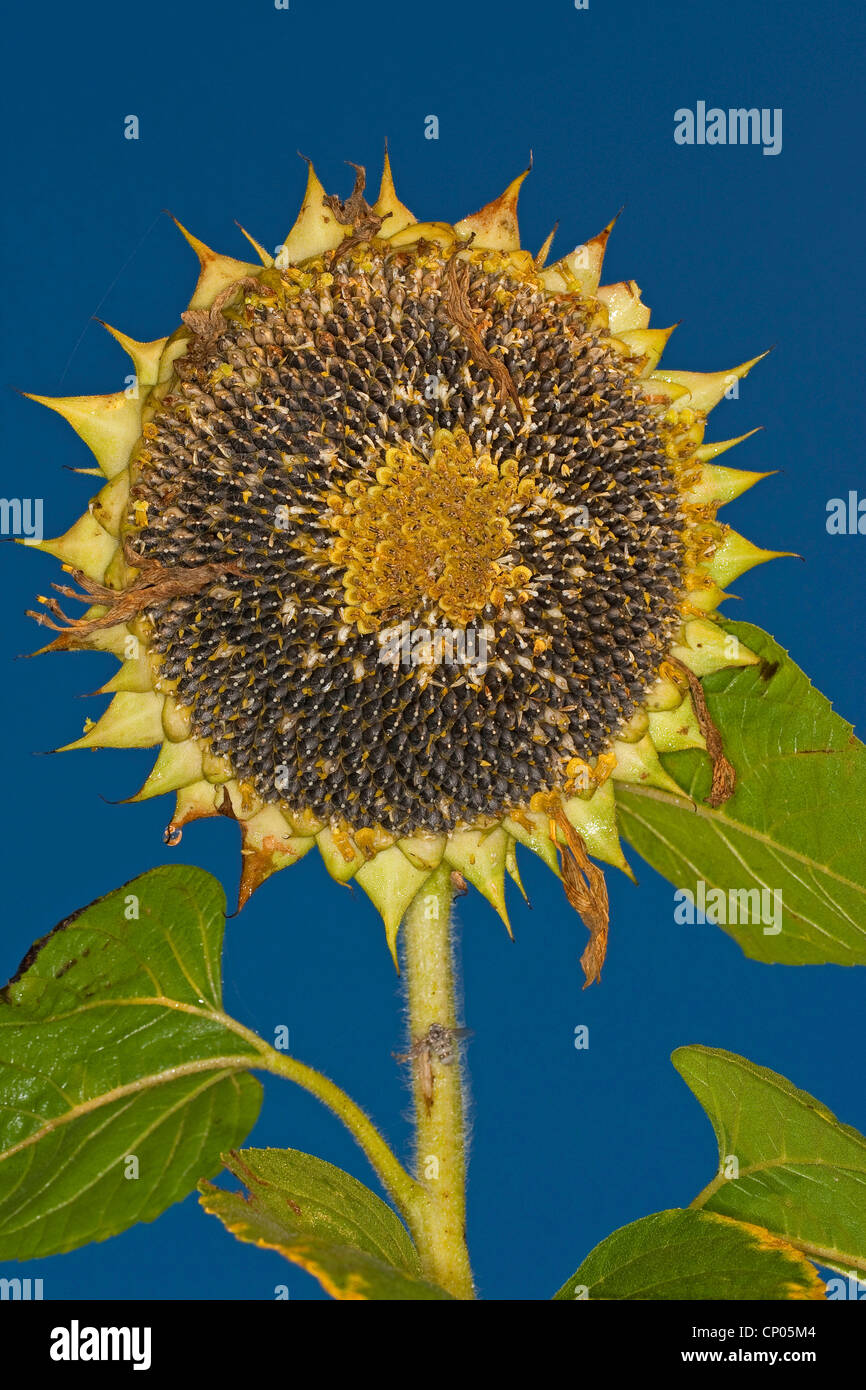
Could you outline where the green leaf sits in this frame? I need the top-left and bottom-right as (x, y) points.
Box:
(0, 865), (262, 1259)
(675, 1045), (866, 1277)
(553, 1208), (826, 1300)
(200, 1148), (452, 1300)
(616, 621), (866, 965)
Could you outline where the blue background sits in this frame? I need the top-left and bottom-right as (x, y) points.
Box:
(1, 0), (863, 1301)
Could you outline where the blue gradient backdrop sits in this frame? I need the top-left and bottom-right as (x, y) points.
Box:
(1, 0), (863, 1301)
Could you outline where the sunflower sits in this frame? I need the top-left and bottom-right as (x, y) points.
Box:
(25, 154), (783, 982)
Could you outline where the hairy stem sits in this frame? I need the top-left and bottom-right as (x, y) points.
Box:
(401, 866), (475, 1299)
(214, 1014), (423, 1225)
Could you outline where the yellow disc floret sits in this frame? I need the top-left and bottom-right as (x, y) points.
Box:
(327, 427), (535, 630)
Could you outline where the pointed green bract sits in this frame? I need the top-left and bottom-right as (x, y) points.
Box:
(60, 690), (165, 750)
(648, 696), (706, 753)
(650, 353), (767, 414)
(91, 472), (130, 537)
(173, 218), (260, 310)
(398, 833), (446, 872)
(617, 324), (676, 373)
(317, 827), (366, 882)
(444, 827), (510, 928)
(131, 738), (204, 800)
(356, 846), (431, 965)
(670, 618), (759, 677)
(503, 810), (560, 875)
(611, 734), (685, 796)
(597, 279), (650, 331)
(685, 460), (770, 506)
(504, 838), (527, 900)
(564, 781), (632, 875)
(281, 160), (345, 262)
(706, 530), (795, 587)
(453, 168), (530, 252)
(25, 390), (144, 478)
(694, 429), (761, 463)
(99, 321), (168, 387)
(100, 650), (153, 693)
(33, 513), (117, 579)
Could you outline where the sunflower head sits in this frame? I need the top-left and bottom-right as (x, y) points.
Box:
(25, 154), (785, 978)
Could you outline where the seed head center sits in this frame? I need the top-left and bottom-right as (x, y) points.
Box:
(326, 426), (535, 631)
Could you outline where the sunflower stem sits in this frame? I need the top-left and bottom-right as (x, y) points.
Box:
(401, 865), (475, 1300)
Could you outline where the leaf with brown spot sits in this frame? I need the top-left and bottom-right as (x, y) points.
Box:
(200, 1147), (451, 1300)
